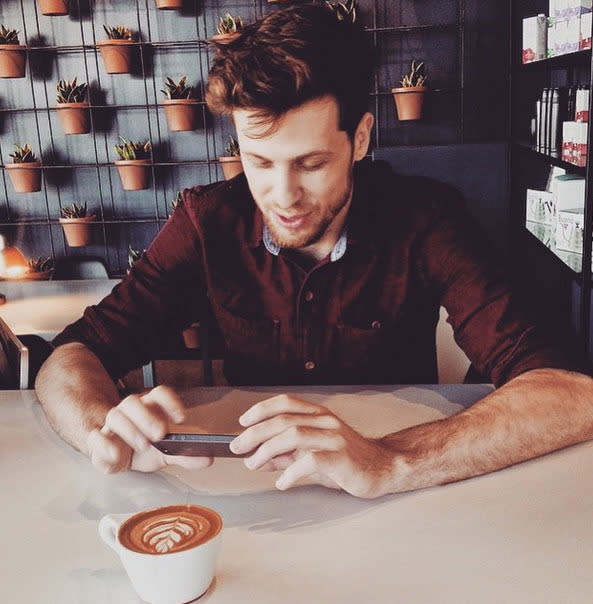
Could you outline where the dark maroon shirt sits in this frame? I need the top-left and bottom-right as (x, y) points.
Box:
(53, 160), (582, 387)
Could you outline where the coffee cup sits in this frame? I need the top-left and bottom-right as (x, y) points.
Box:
(99, 504), (222, 604)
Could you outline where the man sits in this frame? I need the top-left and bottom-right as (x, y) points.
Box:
(36, 4), (593, 498)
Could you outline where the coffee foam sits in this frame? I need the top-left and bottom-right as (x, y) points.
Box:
(119, 505), (222, 555)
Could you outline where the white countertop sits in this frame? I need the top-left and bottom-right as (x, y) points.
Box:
(2, 383), (592, 603)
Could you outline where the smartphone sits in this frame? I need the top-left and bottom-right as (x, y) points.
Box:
(153, 433), (245, 457)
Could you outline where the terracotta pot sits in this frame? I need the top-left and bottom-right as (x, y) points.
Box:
(59, 215), (96, 247)
(97, 39), (134, 74)
(210, 32), (240, 44)
(56, 102), (90, 135)
(218, 156), (243, 180)
(5, 162), (42, 193)
(0, 45), (27, 78)
(24, 269), (53, 281)
(156, 0), (183, 8)
(391, 86), (427, 121)
(38, 0), (69, 15)
(115, 159), (151, 190)
(162, 99), (199, 132)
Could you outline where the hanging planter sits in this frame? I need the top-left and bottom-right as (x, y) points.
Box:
(59, 203), (96, 247)
(0, 27), (27, 78)
(56, 77), (91, 134)
(161, 76), (199, 131)
(38, 0), (69, 16)
(5, 144), (42, 193)
(156, 0), (184, 8)
(391, 59), (428, 121)
(218, 135), (243, 180)
(97, 25), (135, 74)
(114, 137), (152, 191)
(211, 13), (243, 44)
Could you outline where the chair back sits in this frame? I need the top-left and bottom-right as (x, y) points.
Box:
(0, 316), (28, 389)
(53, 256), (109, 280)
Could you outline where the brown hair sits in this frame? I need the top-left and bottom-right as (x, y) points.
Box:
(205, 3), (375, 138)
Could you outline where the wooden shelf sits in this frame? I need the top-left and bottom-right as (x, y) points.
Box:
(512, 141), (587, 176)
(519, 49), (592, 70)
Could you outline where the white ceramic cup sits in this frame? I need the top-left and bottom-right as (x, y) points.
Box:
(98, 504), (222, 604)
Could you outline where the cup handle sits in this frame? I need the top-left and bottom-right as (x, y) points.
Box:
(98, 514), (121, 552)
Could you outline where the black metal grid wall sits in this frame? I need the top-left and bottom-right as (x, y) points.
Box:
(0, 0), (500, 276)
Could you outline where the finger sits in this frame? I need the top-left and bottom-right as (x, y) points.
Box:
(253, 453), (296, 472)
(239, 395), (325, 427)
(231, 412), (340, 454)
(275, 450), (335, 491)
(245, 426), (344, 470)
(140, 385), (186, 423)
(118, 395), (172, 443)
(87, 428), (132, 474)
(104, 407), (151, 452)
(163, 454), (214, 470)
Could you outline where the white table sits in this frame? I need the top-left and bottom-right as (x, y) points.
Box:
(0, 278), (118, 339)
(2, 384), (593, 603)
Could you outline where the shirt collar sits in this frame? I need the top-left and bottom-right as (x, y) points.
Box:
(262, 223), (348, 262)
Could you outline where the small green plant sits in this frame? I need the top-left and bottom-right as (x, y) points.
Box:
(224, 135), (240, 157)
(114, 137), (152, 160)
(216, 13), (243, 35)
(127, 245), (146, 268)
(0, 25), (19, 45)
(56, 77), (88, 104)
(171, 191), (182, 211)
(103, 25), (133, 40)
(161, 76), (193, 100)
(60, 202), (89, 219)
(27, 256), (54, 273)
(9, 143), (37, 163)
(326, 0), (357, 23)
(400, 59), (427, 88)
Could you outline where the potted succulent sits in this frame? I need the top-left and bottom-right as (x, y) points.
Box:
(156, 0), (183, 9)
(38, 0), (69, 16)
(127, 245), (146, 275)
(0, 26), (26, 78)
(114, 137), (152, 190)
(211, 13), (243, 43)
(161, 76), (199, 132)
(218, 136), (243, 180)
(97, 25), (135, 74)
(391, 59), (428, 121)
(25, 256), (54, 280)
(5, 144), (42, 193)
(59, 202), (96, 247)
(56, 77), (90, 135)
(325, 0), (357, 22)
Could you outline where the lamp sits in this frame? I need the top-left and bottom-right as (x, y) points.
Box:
(0, 235), (28, 305)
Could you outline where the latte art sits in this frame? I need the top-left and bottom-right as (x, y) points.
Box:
(119, 505), (222, 555)
(142, 515), (210, 554)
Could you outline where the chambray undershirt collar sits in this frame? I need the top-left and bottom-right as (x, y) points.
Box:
(262, 224), (348, 262)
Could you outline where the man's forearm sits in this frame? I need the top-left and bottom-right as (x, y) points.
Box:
(383, 368), (593, 493)
(35, 342), (120, 456)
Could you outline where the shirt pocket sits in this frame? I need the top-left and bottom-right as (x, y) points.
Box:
(214, 303), (281, 362)
(334, 320), (387, 376)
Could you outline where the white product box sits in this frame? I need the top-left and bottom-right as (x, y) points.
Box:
(554, 174), (586, 213)
(556, 207), (584, 252)
(550, 0), (569, 19)
(523, 14), (548, 62)
(526, 189), (555, 225)
(569, 0), (592, 15)
(562, 121), (577, 160)
(575, 121), (589, 166)
(581, 11), (592, 47)
(555, 18), (569, 53)
(566, 16), (581, 52)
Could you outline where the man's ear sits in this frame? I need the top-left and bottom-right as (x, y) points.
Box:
(352, 112), (375, 161)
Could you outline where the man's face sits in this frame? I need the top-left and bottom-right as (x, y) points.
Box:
(233, 95), (371, 250)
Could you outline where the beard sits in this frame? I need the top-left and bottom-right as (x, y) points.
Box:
(262, 171), (353, 250)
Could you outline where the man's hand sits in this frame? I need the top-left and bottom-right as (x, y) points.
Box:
(86, 385), (213, 474)
(230, 394), (396, 498)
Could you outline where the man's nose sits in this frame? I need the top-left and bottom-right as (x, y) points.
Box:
(271, 168), (302, 208)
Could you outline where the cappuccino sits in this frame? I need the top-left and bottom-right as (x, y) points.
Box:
(119, 504), (221, 555)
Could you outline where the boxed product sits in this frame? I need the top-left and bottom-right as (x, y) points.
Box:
(523, 14), (548, 62)
(556, 207), (584, 252)
(550, 0), (569, 20)
(581, 10), (592, 48)
(526, 189), (555, 225)
(554, 174), (586, 213)
(566, 15), (581, 52)
(575, 121), (589, 166)
(568, 0), (592, 15)
(562, 121), (577, 161)
(555, 18), (569, 53)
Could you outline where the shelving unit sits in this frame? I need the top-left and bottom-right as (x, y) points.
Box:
(510, 0), (593, 357)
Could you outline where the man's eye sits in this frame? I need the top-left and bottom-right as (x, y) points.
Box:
(254, 161), (272, 169)
(301, 162), (326, 171)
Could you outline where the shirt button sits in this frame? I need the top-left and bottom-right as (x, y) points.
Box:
(371, 320), (382, 330)
(304, 360), (316, 371)
(304, 291), (314, 302)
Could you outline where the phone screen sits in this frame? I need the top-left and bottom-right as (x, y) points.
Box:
(153, 433), (245, 457)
